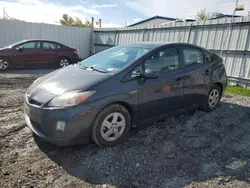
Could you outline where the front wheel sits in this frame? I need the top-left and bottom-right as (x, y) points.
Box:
(91, 104), (131, 147)
(204, 84), (221, 112)
(0, 57), (10, 71)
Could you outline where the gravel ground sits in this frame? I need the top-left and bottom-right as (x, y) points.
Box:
(1, 69), (250, 188)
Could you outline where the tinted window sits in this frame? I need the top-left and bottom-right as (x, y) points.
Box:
(42, 42), (57, 49)
(22, 42), (36, 49)
(56, 43), (62, 49)
(183, 47), (204, 67)
(144, 48), (179, 72)
(203, 50), (213, 63)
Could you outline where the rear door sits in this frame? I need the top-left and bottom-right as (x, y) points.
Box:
(39, 41), (59, 66)
(138, 46), (185, 120)
(12, 41), (43, 66)
(180, 46), (211, 108)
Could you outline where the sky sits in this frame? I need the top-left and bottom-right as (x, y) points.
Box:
(0, 0), (250, 28)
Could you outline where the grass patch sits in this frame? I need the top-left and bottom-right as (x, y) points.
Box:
(226, 85), (250, 97)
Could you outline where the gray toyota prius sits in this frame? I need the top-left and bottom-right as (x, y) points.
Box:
(24, 42), (227, 147)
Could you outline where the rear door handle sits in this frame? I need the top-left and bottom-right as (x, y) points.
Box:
(175, 75), (190, 81)
(205, 69), (211, 75)
(173, 77), (183, 87)
(175, 77), (182, 82)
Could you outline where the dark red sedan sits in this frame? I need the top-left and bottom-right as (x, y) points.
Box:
(0, 40), (79, 71)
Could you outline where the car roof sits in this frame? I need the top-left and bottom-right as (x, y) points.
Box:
(121, 42), (204, 50)
(19, 39), (62, 44)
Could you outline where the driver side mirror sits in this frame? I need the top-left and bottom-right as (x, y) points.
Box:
(16, 46), (24, 52)
(142, 69), (159, 79)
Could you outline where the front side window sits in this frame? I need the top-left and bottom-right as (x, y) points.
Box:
(183, 47), (204, 67)
(144, 47), (180, 73)
(80, 46), (150, 73)
(21, 42), (36, 49)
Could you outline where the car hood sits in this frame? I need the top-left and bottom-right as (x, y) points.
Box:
(27, 65), (112, 102)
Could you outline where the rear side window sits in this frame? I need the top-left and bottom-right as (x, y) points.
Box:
(42, 42), (59, 49)
(144, 47), (180, 73)
(183, 47), (204, 67)
(203, 50), (213, 63)
(56, 43), (63, 49)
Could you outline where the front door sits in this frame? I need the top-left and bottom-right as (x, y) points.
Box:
(12, 41), (43, 66)
(138, 46), (185, 120)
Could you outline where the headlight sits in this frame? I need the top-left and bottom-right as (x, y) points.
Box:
(48, 91), (96, 107)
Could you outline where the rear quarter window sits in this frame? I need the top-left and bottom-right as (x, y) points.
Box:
(203, 50), (214, 63)
(183, 47), (204, 67)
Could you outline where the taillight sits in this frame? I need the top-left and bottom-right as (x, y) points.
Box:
(73, 49), (77, 54)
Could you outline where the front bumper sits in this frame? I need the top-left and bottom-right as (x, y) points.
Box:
(24, 99), (98, 146)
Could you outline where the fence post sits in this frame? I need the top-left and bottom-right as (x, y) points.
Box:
(142, 28), (146, 41)
(90, 17), (94, 56)
(187, 23), (193, 43)
(240, 24), (250, 86)
(114, 30), (118, 45)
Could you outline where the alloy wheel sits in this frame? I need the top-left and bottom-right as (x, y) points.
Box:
(0, 59), (9, 70)
(100, 112), (126, 142)
(60, 59), (69, 67)
(208, 89), (219, 108)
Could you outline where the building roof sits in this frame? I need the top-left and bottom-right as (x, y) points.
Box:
(208, 13), (242, 20)
(128, 16), (177, 27)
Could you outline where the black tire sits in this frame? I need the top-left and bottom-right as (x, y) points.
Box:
(59, 57), (70, 68)
(91, 104), (131, 147)
(204, 84), (222, 112)
(0, 57), (10, 71)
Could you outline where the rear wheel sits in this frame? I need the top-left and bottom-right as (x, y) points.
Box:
(204, 84), (221, 111)
(0, 57), (10, 71)
(91, 104), (131, 147)
(59, 57), (70, 68)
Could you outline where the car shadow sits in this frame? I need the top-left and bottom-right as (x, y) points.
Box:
(36, 99), (250, 188)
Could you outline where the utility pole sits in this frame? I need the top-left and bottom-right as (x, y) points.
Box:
(3, 7), (5, 19)
(99, 19), (101, 28)
(220, 0), (240, 56)
(89, 17), (94, 56)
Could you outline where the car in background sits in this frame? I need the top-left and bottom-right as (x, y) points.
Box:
(0, 40), (79, 71)
(24, 42), (227, 147)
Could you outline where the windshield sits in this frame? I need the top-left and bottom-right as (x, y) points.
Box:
(79, 46), (150, 73)
(3, 41), (23, 48)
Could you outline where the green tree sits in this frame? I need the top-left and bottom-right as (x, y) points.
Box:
(195, 8), (218, 21)
(195, 8), (209, 21)
(59, 14), (92, 28)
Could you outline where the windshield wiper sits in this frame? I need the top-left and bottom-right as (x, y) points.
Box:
(78, 63), (89, 69)
(89, 66), (108, 73)
(79, 63), (107, 73)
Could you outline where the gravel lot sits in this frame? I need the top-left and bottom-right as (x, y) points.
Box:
(1, 69), (250, 188)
